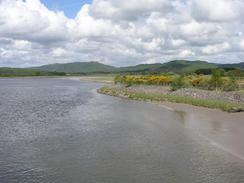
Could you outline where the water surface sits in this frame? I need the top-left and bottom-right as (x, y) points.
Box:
(0, 78), (244, 183)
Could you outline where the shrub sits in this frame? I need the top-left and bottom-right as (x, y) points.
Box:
(209, 69), (224, 91)
(221, 73), (239, 91)
(114, 72), (242, 92)
(190, 76), (204, 87)
(114, 75), (172, 86)
(171, 75), (185, 91)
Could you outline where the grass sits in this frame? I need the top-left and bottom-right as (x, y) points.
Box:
(98, 86), (244, 113)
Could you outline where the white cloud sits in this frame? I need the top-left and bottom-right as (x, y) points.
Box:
(180, 20), (217, 36)
(12, 40), (32, 50)
(191, 0), (244, 22)
(240, 39), (244, 50)
(202, 42), (231, 55)
(171, 39), (186, 47)
(0, 0), (70, 43)
(90, 0), (173, 21)
(179, 49), (195, 57)
(52, 48), (67, 58)
(0, 0), (243, 67)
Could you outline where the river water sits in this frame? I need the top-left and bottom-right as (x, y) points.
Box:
(0, 78), (244, 183)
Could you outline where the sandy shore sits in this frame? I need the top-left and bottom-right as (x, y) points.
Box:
(162, 101), (244, 119)
(149, 101), (244, 161)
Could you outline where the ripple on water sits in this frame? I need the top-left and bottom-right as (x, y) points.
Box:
(0, 78), (244, 183)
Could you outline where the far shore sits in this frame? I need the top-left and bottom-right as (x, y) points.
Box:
(0, 75), (115, 82)
(79, 76), (114, 83)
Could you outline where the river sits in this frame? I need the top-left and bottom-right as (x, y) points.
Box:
(0, 78), (244, 183)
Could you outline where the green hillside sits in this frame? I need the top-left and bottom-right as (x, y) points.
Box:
(26, 60), (244, 75)
(115, 60), (217, 74)
(117, 63), (163, 72)
(33, 61), (116, 73)
(155, 60), (217, 73)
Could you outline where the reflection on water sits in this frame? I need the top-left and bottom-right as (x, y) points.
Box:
(174, 110), (186, 125)
(174, 106), (244, 161)
(0, 78), (244, 183)
(210, 120), (223, 133)
(175, 110), (224, 134)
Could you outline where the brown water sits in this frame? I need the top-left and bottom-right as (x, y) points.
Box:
(0, 78), (244, 183)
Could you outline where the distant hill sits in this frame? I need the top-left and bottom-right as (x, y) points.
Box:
(117, 63), (164, 72)
(115, 60), (217, 74)
(217, 62), (244, 69)
(33, 61), (116, 73)
(155, 60), (217, 73)
(30, 60), (243, 74)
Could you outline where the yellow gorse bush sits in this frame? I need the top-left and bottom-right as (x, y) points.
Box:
(190, 76), (204, 87)
(115, 73), (240, 91)
(115, 75), (173, 85)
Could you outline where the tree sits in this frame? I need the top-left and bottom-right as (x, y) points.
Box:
(234, 68), (241, 89)
(210, 69), (223, 91)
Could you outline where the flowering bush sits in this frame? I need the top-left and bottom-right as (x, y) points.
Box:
(114, 72), (240, 91)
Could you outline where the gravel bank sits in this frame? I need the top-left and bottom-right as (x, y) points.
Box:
(109, 84), (244, 104)
(98, 84), (244, 112)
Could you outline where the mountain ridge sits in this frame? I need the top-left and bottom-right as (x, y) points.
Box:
(31, 61), (116, 73)
(28, 60), (244, 74)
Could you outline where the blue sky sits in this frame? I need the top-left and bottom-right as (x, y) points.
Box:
(41, 0), (92, 18)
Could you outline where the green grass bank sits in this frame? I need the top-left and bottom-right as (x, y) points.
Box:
(98, 85), (244, 113)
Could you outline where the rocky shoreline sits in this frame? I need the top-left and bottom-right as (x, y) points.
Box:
(98, 84), (244, 112)
(111, 84), (244, 103)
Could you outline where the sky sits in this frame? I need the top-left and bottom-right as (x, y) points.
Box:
(41, 0), (92, 18)
(0, 0), (244, 67)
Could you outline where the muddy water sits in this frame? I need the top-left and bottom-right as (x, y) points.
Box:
(0, 78), (244, 183)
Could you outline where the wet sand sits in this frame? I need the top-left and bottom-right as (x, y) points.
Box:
(160, 102), (244, 161)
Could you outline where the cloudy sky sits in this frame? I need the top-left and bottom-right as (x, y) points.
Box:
(0, 0), (244, 67)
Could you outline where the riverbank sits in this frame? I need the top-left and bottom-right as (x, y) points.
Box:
(98, 84), (244, 112)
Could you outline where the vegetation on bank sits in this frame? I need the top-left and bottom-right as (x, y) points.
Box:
(114, 68), (243, 91)
(97, 68), (244, 112)
(98, 86), (244, 112)
(0, 68), (66, 77)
